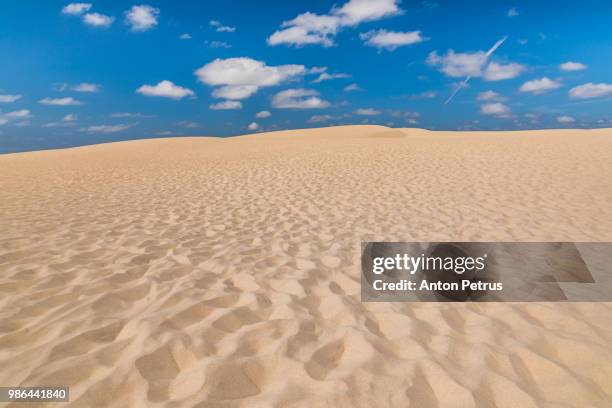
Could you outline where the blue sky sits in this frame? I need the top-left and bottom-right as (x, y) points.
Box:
(1, 0), (612, 153)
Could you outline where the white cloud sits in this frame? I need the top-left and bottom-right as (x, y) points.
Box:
(39, 97), (82, 106)
(507, 7), (519, 17)
(43, 116), (77, 128)
(480, 102), (511, 118)
(196, 57), (306, 101)
(83, 13), (114, 28)
(557, 115), (575, 124)
(335, 0), (401, 26)
(217, 26), (235, 33)
(196, 58), (305, 87)
(483, 62), (525, 81)
(360, 29), (424, 51)
(268, 16), (339, 47)
(212, 85), (258, 100)
(569, 83), (612, 99)
(210, 20), (236, 33)
(0, 94), (21, 103)
(268, 0), (401, 47)
(81, 124), (132, 133)
(272, 88), (330, 109)
(43, 121), (74, 128)
(2, 109), (31, 119)
(519, 77), (561, 94)
(344, 83), (362, 91)
(180, 33), (192, 40)
(73, 82), (100, 92)
(54, 82), (100, 92)
(209, 100), (242, 110)
(177, 121), (199, 128)
(206, 40), (232, 49)
(559, 61), (587, 71)
(312, 72), (350, 83)
(247, 122), (259, 131)
(125, 5), (159, 32)
(136, 80), (194, 100)
(476, 90), (505, 101)
(428, 50), (525, 82)
(255, 110), (271, 118)
(110, 112), (155, 118)
(62, 3), (92, 15)
(354, 108), (380, 115)
(309, 114), (334, 123)
(427, 50), (487, 77)
(309, 66), (328, 74)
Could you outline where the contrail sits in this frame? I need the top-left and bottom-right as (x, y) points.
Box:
(445, 36), (508, 104)
(444, 76), (472, 105)
(485, 36), (508, 57)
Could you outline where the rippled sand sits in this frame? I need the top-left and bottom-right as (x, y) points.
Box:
(1, 125), (612, 407)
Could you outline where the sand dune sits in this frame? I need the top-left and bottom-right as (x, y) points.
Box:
(1, 125), (612, 407)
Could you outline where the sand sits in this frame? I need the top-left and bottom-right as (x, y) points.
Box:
(1, 125), (612, 407)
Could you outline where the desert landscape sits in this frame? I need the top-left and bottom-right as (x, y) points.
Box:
(1, 125), (612, 407)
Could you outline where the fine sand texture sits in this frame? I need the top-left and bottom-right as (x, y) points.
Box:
(1, 125), (612, 407)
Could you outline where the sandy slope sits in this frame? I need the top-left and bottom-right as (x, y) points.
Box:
(1, 125), (612, 407)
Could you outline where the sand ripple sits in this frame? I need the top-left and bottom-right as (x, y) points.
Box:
(1, 126), (612, 407)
